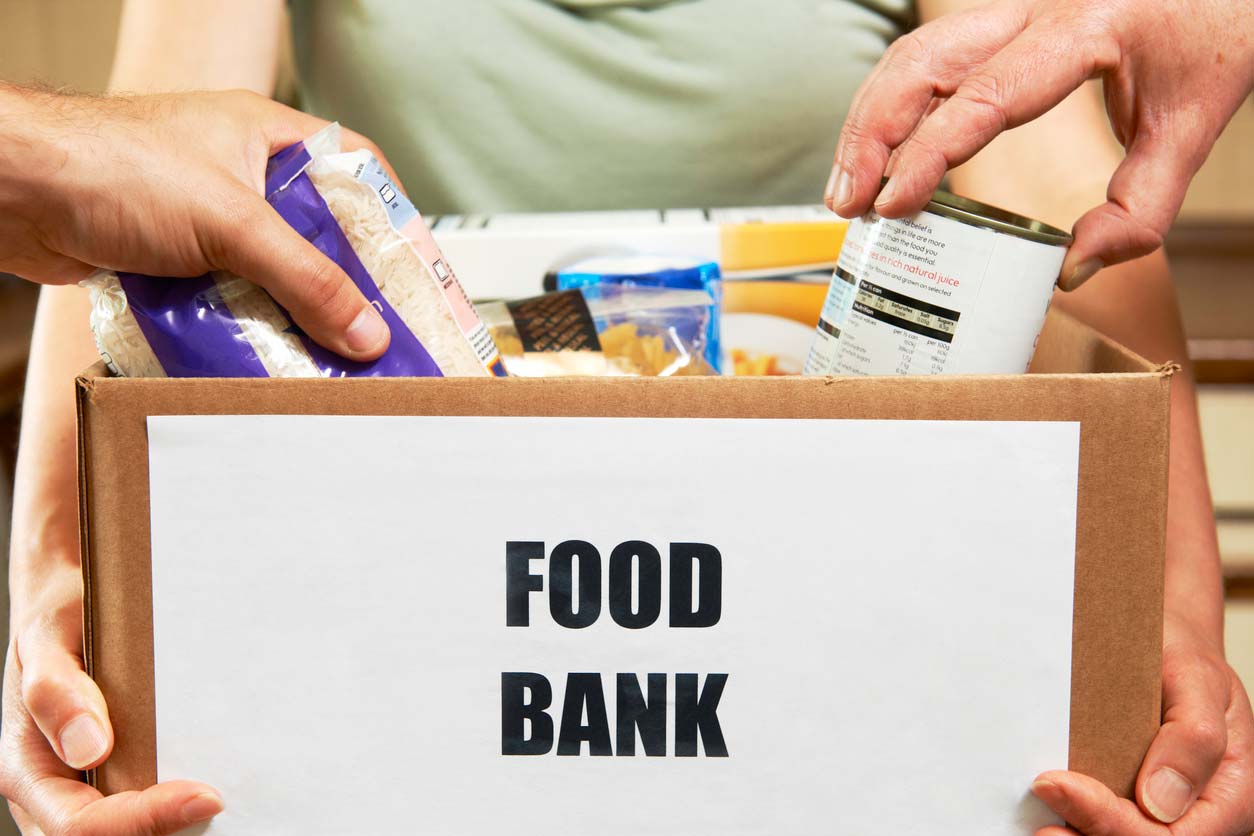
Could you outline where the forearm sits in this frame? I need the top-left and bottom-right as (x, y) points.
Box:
(1054, 259), (1222, 645)
(0, 85), (74, 275)
(8, 286), (102, 629)
(947, 87), (1223, 648)
(110, 0), (285, 94)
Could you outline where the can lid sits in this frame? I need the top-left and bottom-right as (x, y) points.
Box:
(926, 190), (1073, 247)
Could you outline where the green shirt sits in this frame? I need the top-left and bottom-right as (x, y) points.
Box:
(291, 0), (910, 214)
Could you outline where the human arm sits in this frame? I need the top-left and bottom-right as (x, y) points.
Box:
(0, 288), (231, 835)
(109, 0), (286, 95)
(908, 1), (1254, 831)
(0, 82), (392, 358)
(0, 5), (395, 832)
(826, 0), (1254, 288)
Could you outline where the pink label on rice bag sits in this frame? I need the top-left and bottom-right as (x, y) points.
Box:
(352, 156), (506, 376)
(400, 216), (483, 335)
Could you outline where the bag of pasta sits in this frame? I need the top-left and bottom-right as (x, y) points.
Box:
(479, 285), (719, 377)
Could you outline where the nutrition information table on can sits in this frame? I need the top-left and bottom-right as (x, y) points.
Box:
(849, 269), (959, 375)
(814, 266), (960, 376)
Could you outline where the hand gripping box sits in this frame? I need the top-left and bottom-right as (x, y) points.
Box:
(75, 308), (1172, 829)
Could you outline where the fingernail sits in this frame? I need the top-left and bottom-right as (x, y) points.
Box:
(874, 178), (899, 213)
(181, 791), (225, 824)
(825, 168), (855, 213)
(1030, 779), (1066, 813)
(1145, 767), (1193, 823)
(835, 170), (854, 211)
(59, 714), (108, 769)
(1062, 258), (1103, 291)
(345, 306), (389, 354)
(824, 168), (839, 210)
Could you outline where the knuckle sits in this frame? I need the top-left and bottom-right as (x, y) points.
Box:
(1124, 215), (1165, 255)
(20, 670), (69, 720)
(299, 258), (350, 317)
(1087, 819), (1120, 836)
(221, 88), (263, 111)
(1182, 716), (1228, 761)
(122, 792), (162, 836)
(838, 118), (891, 170)
(896, 133), (949, 180)
(1092, 199), (1166, 261)
(60, 815), (92, 836)
(839, 118), (875, 151)
(955, 73), (1011, 132)
(885, 31), (933, 73)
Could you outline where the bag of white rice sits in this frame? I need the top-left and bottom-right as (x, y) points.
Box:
(85, 125), (506, 378)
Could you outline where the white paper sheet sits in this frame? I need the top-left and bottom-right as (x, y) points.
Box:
(147, 416), (1079, 835)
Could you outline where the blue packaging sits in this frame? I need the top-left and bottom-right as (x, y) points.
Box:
(556, 255), (723, 373)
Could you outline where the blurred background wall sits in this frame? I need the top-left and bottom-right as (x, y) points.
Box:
(0, 1), (1251, 832)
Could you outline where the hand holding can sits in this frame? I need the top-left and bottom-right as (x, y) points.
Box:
(824, 0), (1254, 290)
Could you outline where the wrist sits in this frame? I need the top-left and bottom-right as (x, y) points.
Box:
(8, 538), (84, 632)
(0, 84), (91, 228)
(1163, 607), (1225, 658)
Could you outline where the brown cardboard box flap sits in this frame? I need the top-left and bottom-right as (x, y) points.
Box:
(78, 308), (1170, 798)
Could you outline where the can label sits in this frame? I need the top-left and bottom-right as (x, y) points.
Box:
(804, 209), (1065, 376)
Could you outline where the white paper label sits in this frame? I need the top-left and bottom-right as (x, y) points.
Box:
(147, 415), (1078, 835)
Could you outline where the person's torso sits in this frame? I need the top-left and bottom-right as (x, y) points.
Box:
(290, 0), (910, 213)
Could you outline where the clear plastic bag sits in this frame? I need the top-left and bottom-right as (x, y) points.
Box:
(86, 125), (505, 378)
(555, 254), (723, 373)
(479, 285), (718, 377)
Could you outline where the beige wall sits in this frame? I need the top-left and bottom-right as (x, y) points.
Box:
(0, 0), (121, 91)
(1184, 100), (1254, 219)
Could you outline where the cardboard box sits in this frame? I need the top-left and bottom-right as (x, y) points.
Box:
(76, 307), (1171, 802)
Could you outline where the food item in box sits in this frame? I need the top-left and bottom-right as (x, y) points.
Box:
(804, 190), (1070, 377)
(730, 349), (786, 376)
(555, 255), (723, 373)
(480, 285), (717, 377)
(86, 125), (505, 379)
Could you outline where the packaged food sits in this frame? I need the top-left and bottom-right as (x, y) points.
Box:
(804, 190), (1070, 377)
(479, 285), (718, 377)
(87, 125), (506, 378)
(554, 255), (723, 373)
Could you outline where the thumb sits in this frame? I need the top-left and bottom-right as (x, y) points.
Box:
(208, 190), (391, 361)
(1059, 134), (1199, 291)
(67, 782), (223, 836)
(1134, 648), (1231, 823)
(15, 611), (114, 771)
(1030, 770), (1159, 836)
(15, 774), (222, 836)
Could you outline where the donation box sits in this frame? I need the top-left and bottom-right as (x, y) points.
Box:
(77, 309), (1170, 835)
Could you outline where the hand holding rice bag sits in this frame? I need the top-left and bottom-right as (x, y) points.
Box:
(87, 125), (506, 378)
(479, 285), (718, 377)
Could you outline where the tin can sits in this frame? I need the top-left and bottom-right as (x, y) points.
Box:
(803, 191), (1072, 376)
